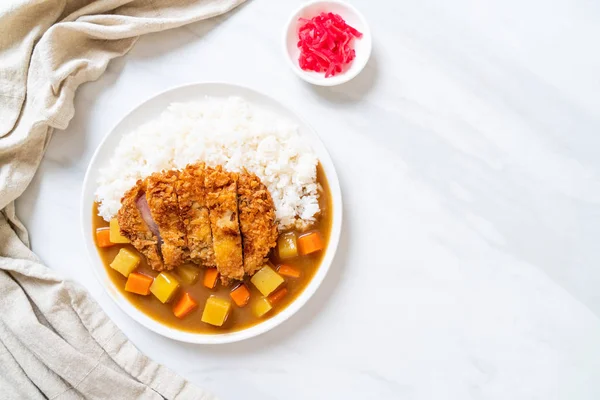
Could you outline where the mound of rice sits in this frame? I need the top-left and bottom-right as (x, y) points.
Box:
(95, 97), (319, 230)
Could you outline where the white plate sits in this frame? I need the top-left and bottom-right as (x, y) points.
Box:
(81, 82), (343, 344)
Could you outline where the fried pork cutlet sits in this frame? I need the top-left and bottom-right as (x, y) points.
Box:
(205, 166), (244, 282)
(237, 171), (278, 275)
(145, 170), (188, 270)
(118, 180), (164, 271)
(176, 163), (215, 267)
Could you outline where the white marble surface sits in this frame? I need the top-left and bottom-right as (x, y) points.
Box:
(16, 0), (600, 398)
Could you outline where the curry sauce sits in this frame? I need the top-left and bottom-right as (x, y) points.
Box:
(93, 164), (333, 334)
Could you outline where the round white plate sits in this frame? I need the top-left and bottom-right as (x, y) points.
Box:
(81, 82), (343, 344)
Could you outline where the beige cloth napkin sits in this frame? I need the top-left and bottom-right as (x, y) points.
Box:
(0, 0), (245, 398)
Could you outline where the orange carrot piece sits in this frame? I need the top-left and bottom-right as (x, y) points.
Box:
(297, 232), (324, 255)
(124, 272), (153, 295)
(230, 284), (250, 307)
(173, 292), (198, 319)
(203, 268), (219, 289)
(96, 228), (114, 248)
(278, 264), (301, 278)
(267, 287), (288, 305)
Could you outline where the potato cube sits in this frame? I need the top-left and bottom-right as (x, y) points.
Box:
(109, 218), (130, 244)
(252, 297), (273, 318)
(109, 248), (140, 277)
(176, 264), (200, 284)
(277, 232), (298, 259)
(201, 296), (231, 327)
(149, 272), (180, 303)
(250, 265), (284, 296)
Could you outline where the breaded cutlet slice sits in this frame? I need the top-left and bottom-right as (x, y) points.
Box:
(237, 171), (278, 276)
(118, 180), (164, 271)
(176, 163), (216, 267)
(145, 170), (188, 270)
(205, 166), (244, 283)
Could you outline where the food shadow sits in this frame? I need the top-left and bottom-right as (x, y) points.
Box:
(308, 47), (379, 104)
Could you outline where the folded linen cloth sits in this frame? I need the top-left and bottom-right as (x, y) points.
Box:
(0, 1), (245, 398)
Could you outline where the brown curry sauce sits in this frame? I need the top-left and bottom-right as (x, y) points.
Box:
(92, 164), (333, 334)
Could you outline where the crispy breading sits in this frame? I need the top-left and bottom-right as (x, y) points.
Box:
(237, 171), (278, 275)
(118, 163), (278, 281)
(176, 163), (216, 267)
(117, 180), (164, 271)
(145, 170), (187, 270)
(205, 166), (244, 282)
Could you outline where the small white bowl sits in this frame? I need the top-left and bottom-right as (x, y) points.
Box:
(283, 0), (372, 86)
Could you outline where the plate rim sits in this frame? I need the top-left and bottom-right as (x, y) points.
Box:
(80, 81), (343, 344)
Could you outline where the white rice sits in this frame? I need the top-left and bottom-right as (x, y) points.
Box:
(95, 97), (320, 230)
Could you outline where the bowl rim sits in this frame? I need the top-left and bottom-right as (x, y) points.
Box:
(282, 0), (372, 86)
(80, 81), (343, 344)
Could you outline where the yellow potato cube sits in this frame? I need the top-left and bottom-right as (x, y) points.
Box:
(109, 248), (140, 277)
(277, 232), (298, 259)
(251, 297), (273, 318)
(201, 296), (231, 327)
(250, 265), (284, 296)
(149, 272), (180, 303)
(109, 218), (130, 244)
(176, 264), (200, 284)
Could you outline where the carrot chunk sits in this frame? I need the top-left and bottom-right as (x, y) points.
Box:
(230, 284), (250, 307)
(297, 232), (324, 255)
(277, 264), (301, 278)
(173, 292), (198, 319)
(124, 272), (153, 295)
(96, 228), (113, 248)
(203, 268), (219, 289)
(267, 287), (288, 306)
